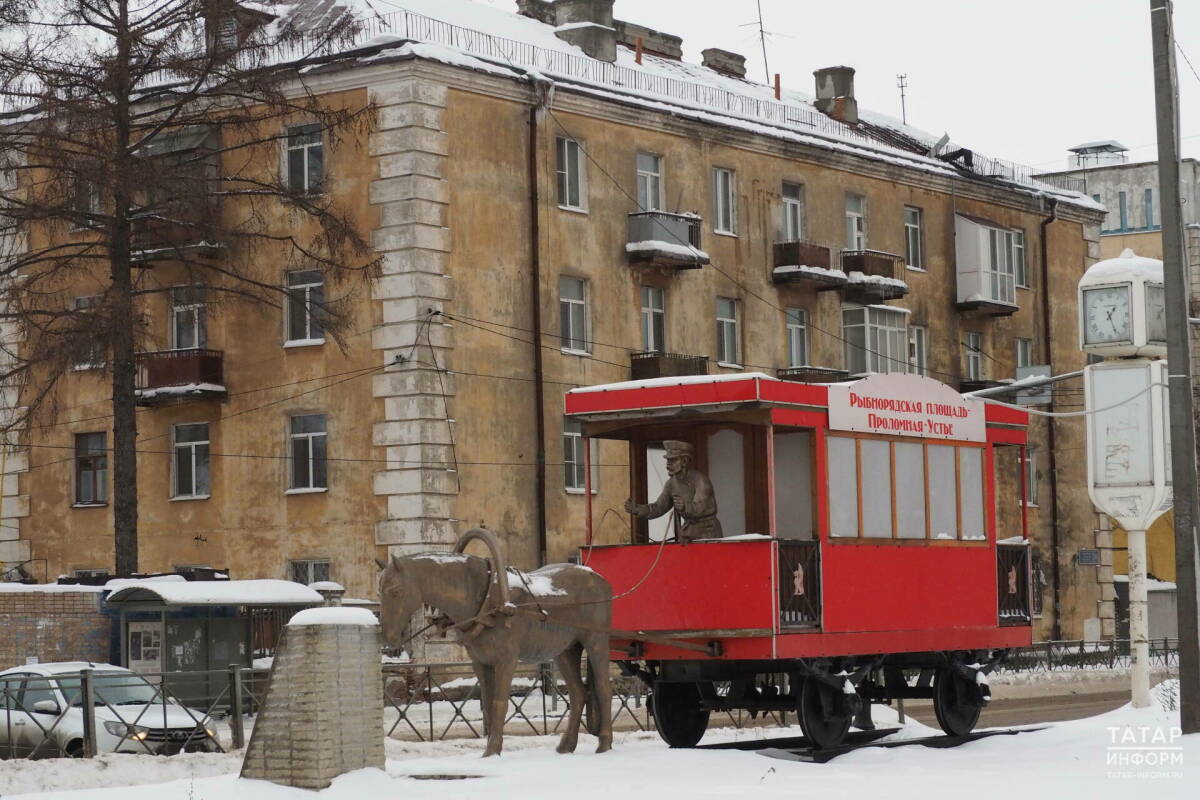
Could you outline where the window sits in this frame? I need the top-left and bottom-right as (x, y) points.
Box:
(558, 276), (589, 353)
(285, 270), (325, 344)
(1144, 188), (1154, 228)
(289, 414), (327, 491)
(1118, 190), (1128, 230)
(71, 296), (104, 370)
(72, 177), (102, 223)
(172, 423), (210, 498)
(786, 308), (808, 367)
(842, 305), (908, 375)
(715, 296), (739, 365)
(286, 124), (323, 195)
(908, 325), (928, 376)
(713, 167), (736, 234)
(640, 286), (665, 353)
(782, 182), (804, 241)
(1015, 338), (1033, 371)
(290, 559), (330, 585)
(1011, 229), (1028, 288)
(170, 286), (205, 350)
(827, 436), (986, 540)
(1031, 554), (1045, 616)
(903, 206), (923, 269)
(1023, 446), (1039, 506)
(74, 433), (107, 506)
(986, 228), (1016, 305)
(562, 418), (598, 493)
(556, 137), (585, 210)
(964, 331), (983, 381)
(636, 153), (662, 211)
(845, 194), (866, 250)
(72, 568), (110, 580)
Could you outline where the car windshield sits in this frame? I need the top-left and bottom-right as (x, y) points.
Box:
(56, 672), (162, 707)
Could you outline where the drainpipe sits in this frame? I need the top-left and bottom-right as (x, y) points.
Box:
(528, 80), (551, 566)
(1039, 196), (1063, 640)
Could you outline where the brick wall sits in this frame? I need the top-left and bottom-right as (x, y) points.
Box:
(0, 589), (113, 666)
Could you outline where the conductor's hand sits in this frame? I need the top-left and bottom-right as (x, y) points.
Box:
(624, 498), (636, 514)
(672, 495), (685, 513)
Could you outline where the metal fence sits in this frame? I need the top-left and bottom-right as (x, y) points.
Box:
(995, 638), (1180, 673)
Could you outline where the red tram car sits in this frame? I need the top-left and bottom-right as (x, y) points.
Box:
(564, 371), (1034, 747)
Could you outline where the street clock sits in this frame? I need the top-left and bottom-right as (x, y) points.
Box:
(1078, 248), (1167, 358)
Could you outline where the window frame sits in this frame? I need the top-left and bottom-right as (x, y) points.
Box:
(556, 136), (587, 211)
(1023, 446), (1039, 507)
(640, 285), (666, 354)
(171, 422), (211, 500)
(284, 269), (326, 346)
(842, 305), (909, 375)
(287, 413), (328, 493)
(903, 205), (924, 270)
(964, 331), (984, 381)
(169, 285), (206, 351)
(558, 275), (590, 355)
(985, 228), (1017, 305)
(289, 558), (331, 585)
(712, 167), (737, 235)
(785, 307), (809, 368)
(845, 193), (866, 250)
(907, 325), (928, 376)
(1011, 229), (1028, 289)
(782, 181), (804, 241)
(715, 296), (740, 367)
(826, 433), (989, 543)
(635, 152), (663, 212)
(71, 295), (105, 371)
(1143, 188), (1154, 229)
(73, 432), (107, 507)
(562, 418), (598, 494)
(285, 123), (324, 196)
(1015, 337), (1033, 371)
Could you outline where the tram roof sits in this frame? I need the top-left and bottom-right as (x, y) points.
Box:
(565, 372), (1028, 430)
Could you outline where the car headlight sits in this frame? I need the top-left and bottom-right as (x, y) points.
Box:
(103, 721), (149, 740)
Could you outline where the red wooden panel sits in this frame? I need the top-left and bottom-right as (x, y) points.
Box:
(759, 381), (828, 407)
(769, 407), (827, 428)
(988, 426), (1027, 446)
(985, 403), (1028, 427)
(565, 377), (763, 415)
(583, 540), (775, 633)
(821, 543), (997, 633)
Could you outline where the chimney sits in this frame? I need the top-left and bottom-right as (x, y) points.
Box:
(813, 65), (858, 125)
(519, 0), (617, 62)
(613, 20), (683, 61)
(701, 48), (747, 80)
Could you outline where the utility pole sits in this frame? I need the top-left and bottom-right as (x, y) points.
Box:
(896, 74), (908, 124)
(756, 0), (770, 84)
(1150, 0), (1200, 733)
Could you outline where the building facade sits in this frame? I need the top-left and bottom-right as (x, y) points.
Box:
(1, 0), (1109, 644)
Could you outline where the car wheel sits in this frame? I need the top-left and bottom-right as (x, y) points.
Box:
(65, 740), (85, 758)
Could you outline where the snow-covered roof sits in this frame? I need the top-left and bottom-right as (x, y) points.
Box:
(287, 606), (377, 626)
(105, 578), (323, 607)
(568, 371), (777, 395)
(0, 582), (105, 593)
(1080, 248), (1163, 285)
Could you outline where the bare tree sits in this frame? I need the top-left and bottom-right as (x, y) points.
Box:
(0, 0), (380, 574)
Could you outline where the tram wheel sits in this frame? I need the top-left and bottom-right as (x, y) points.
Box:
(797, 678), (852, 749)
(650, 681), (711, 748)
(932, 668), (983, 737)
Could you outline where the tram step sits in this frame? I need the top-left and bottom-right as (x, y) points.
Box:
(755, 726), (1049, 763)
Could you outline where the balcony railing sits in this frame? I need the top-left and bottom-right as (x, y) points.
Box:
(135, 348), (226, 405)
(630, 351), (708, 381)
(771, 241), (844, 288)
(998, 541), (1032, 626)
(626, 212), (709, 270)
(130, 198), (223, 265)
(777, 366), (850, 384)
(840, 249), (908, 302)
(778, 539), (821, 628)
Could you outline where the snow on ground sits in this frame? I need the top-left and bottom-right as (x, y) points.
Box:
(4, 683), (1193, 799)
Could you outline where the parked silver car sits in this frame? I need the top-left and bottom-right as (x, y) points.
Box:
(0, 663), (218, 757)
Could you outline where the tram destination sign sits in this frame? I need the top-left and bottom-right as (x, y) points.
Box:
(827, 373), (986, 442)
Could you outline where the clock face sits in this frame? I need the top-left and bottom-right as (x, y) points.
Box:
(1145, 283), (1166, 343)
(1083, 285), (1132, 345)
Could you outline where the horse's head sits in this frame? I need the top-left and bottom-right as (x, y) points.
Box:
(378, 555), (423, 649)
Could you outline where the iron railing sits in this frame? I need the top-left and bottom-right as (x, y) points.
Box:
(998, 542), (1032, 626)
(135, 348), (224, 396)
(778, 540), (821, 628)
(627, 211), (703, 250)
(629, 351), (709, 381)
(997, 639), (1180, 673)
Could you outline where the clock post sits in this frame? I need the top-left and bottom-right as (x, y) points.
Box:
(1079, 249), (1170, 709)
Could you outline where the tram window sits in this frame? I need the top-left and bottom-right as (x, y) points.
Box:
(708, 428), (746, 537)
(894, 441), (927, 538)
(959, 447), (986, 540)
(773, 430), (814, 540)
(645, 443), (671, 543)
(827, 437), (859, 537)
(860, 439), (892, 537)
(927, 445), (958, 540)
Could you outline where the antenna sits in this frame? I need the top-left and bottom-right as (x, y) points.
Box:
(897, 73), (909, 124)
(756, 0), (770, 84)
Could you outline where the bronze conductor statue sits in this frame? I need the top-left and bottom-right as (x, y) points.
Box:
(625, 440), (722, 543)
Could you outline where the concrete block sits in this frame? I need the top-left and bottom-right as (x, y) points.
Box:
(372, 418), (455, 448)
(372, 222), (450, 253)
(369, 127), (448, 158)
(373, 368), (457, 399)
(377, 249), (449, 277)
(383, 394), (453, 422)
(1, 495), (28, 518)
(372, 467), (457, 497)
(371, 272), (453, 302)
(378, 521), (458, 548)
(370, 81), (448, 108)
(374, 196), (447, 226)
(377, 102), (445, 132)
(386, 492), (453, 521)
(371, 318), (452, 351)
(368, 174), (448, 206)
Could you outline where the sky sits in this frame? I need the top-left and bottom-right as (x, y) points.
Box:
(478, 0), (1200, 171)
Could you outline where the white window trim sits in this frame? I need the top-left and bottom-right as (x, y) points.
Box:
(285, 123), (324, 196)
(1023, 447), (1039, 507)
(563, 420), (598, 494)
(559, 276), (591, 355)
(289, 414), (328, 491)
(636, 152), (663, 212)
(71, 295), (105, 371)
(716, 297), (740, 367)
(284, 271), (325, 346)
(713, 167), (737, 236)
(964, 332), (984, 381)
(171, 423), (210, 500)
(1012, 229), (1029, 289)
(640, 285), (666, 353)
(845, 193), (866, 250)
(908, 325), (928, 376)
(782, 182), (804, 241)
(169, 286), (205, 351)
(786, 308), (809, 368)
(285, 486), (329, 496)
(842, 304), (910, 375)
(904, 206), (924, 271)
(556, 137), (587, 212)
(1015, 338), (1033, 372)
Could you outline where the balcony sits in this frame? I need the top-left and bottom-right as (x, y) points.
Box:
(777, 366), (850, 384)
(135, 348), (226, 405)
(630, 351), (709, 381)
(626, 212), (709, 270)
(840, 250), (908, 303)
(771, 241), (845, 289)
(130, 198), (224, 266)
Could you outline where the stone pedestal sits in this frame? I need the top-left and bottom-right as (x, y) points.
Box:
(241, 608), (384, 789)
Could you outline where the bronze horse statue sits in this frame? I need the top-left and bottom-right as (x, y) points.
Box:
(379, 528), (613, 757)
